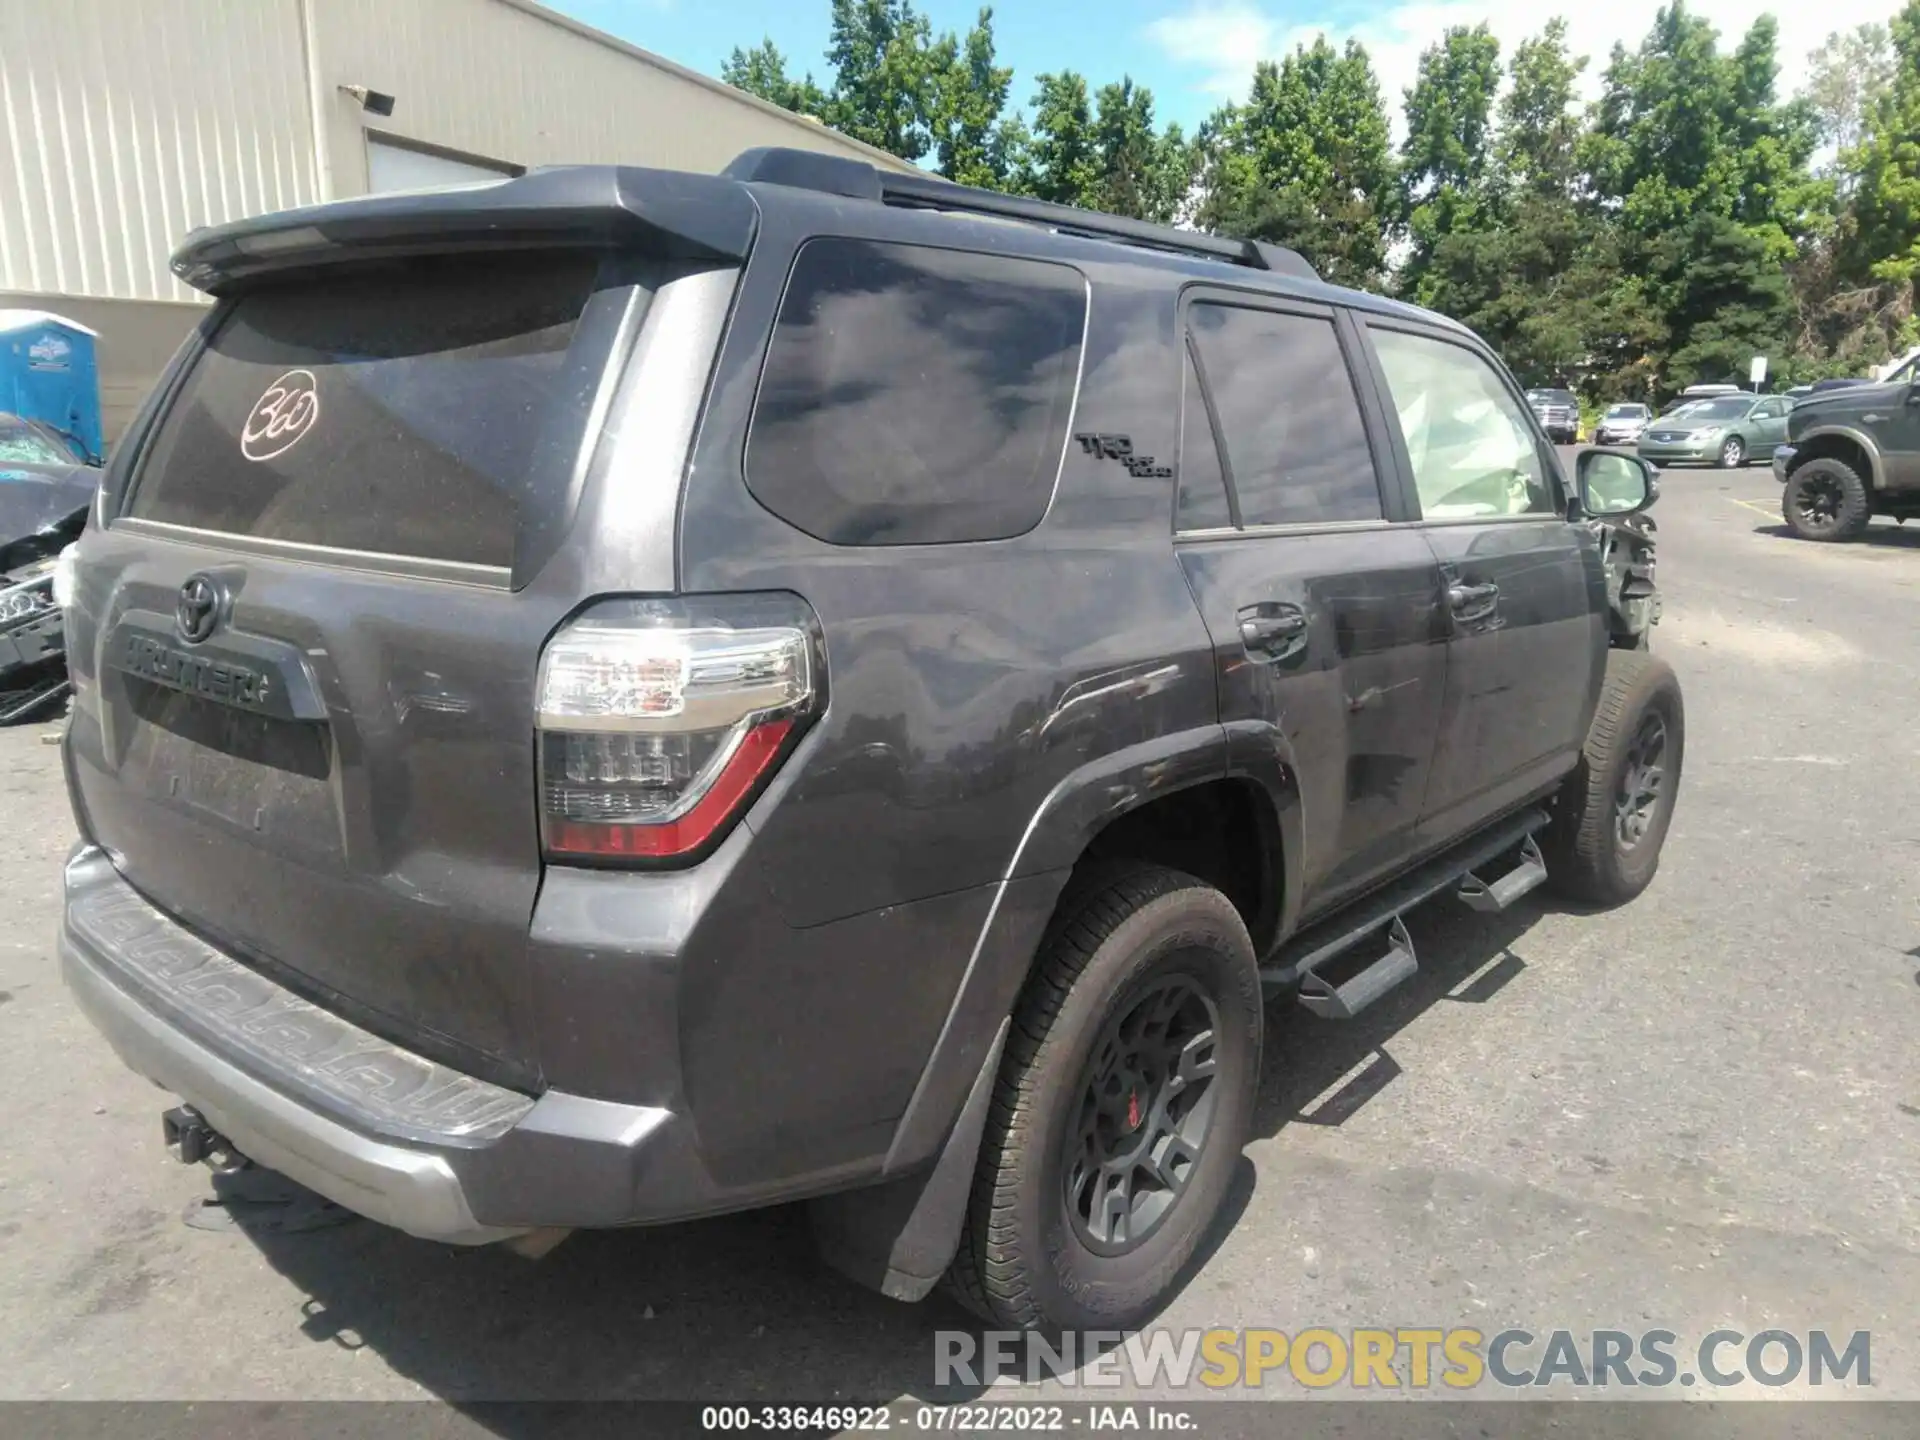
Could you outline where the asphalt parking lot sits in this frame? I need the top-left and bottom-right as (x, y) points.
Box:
(2, 459), (1917, 1408)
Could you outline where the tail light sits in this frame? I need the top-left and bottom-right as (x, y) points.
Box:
(535, 594), (823, 864)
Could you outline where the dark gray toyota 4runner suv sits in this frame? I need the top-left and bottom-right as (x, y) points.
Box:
(56, 149), (1682, 1333)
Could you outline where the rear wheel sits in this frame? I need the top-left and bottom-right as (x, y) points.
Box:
(1783, 458), (1873, 541)
(945, 865), (1261, 1332)
(1718, 435), (1746, 468)
(1547, 651), (1685, 906)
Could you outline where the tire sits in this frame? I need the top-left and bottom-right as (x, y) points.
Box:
(1718, 435), (1746, 468)
(945, 865), (1262, 1333)
(1547, 651), (1684, 906)
(1783, 457), (1873, 542)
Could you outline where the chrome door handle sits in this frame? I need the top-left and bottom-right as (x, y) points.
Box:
(1237, 605), (1308, 661)
(1448, 581), (1500, 621)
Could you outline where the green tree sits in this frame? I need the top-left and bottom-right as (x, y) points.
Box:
(1025, 71), (1100, 206)
(1198, 38), (1395, 288)
(926, 8), (1014, 187)
(1791, 16), (1914, 368)
(820, 0), (943, 162)
(1499, 19), (1587, 199)
(1808, 23), (1896, 160)
(1088, 78), (1194, 223)
(1398, 24), (1501, 304)
(720, 39), (828, 117)
(1662, 213), (1796, 380)
(1841, 0), (1920, 302)
(724, 1), (1224, 224)
(1582, 3), (1811, 388)
(1585, 3), (1744, 232)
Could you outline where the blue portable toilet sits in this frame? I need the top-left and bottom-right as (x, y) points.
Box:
(0, 310), (103, 464)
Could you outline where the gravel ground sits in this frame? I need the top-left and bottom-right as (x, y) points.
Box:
(0, 462), (1915, 1411)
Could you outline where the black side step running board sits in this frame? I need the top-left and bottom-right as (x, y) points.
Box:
(1457, 833), (1548, 913)
(1261, 807), (1551, 1017)
(1298, 916), (1417, 1019)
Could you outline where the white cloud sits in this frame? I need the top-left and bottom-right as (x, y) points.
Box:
(1146, 0), (1904, 128)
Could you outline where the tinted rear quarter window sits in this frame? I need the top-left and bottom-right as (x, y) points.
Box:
(746, 238), (1087, 546)
(1186, 303), (1381, 527)
(1175, 347), (1232, 530)
(128, 252), (604, 570)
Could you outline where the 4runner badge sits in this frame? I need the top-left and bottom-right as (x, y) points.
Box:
(241, 369), (320, 462)
(1074, 432), (1173, 479)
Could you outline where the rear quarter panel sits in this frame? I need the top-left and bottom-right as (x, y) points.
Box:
(673, 200), (1222, 1179)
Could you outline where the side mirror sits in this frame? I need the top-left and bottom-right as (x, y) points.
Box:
(1577, 449), (1655, 517)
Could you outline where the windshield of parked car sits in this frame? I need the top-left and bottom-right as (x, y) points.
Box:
(1686, 397), (1754, 422)
(1526, 389), (1575, 405)
(1604, 404), (1648, 419)
(0, 418), (73, 468)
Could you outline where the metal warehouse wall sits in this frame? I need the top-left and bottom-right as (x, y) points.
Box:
(0, 0), (318, 304)
(311, 0), (910, 194)
(0, 0), (910, 439)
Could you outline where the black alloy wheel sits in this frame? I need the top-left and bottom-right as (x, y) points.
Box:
(1546, 650), (1685, 905)
(945, 864), (1262, 1333)
(1789, 469), (1845, 535)
(1613, 710), (1668, 852)
(1063, 972), (1220, 1255)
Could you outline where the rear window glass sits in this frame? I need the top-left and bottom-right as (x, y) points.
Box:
(128, 252), (603, 570)
(746, 238), (1086, 546)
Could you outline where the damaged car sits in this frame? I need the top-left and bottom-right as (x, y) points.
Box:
(1, 413), (97, 722)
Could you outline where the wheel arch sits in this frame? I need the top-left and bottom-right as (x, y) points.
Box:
(818, 726), (1294, 1302)
(1789, 427), (1884, 489)
(875, 728), (1297, 1179)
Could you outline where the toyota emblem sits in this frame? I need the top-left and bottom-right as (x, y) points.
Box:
(176, 575), (223, 644)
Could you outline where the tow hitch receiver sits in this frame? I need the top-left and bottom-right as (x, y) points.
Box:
(162, 1104), (224, 1166)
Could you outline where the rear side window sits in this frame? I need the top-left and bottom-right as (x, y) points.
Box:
(1176, 348), (1232, 530)
(1186, 304), (1381, 527)
(128, 252), (604, 570)
(746, 238), (1086, 546)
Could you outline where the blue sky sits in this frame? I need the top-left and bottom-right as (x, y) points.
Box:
(558, 0), (1900, 138)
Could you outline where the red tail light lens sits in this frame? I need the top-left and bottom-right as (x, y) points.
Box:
(535, 594), (821, 864)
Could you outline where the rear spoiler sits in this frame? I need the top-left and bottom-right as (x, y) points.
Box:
(171, 165), (759, 294)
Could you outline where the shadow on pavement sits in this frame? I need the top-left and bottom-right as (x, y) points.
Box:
(218, 892), (1546, 1419)
(1750, 521), (1920, 548)
(1253, 894), (1540, 1143)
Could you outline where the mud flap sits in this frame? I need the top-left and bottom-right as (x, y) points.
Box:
(807, 1020), (1008, 1303)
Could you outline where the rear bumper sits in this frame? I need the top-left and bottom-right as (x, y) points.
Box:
(60, 845), (674, 1245)
(1773, 445), (1796, 484)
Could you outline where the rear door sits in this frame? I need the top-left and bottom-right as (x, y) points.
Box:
(1749, 396), (1791, 452)
(1172, 294), (1448, 913)
(1358, 321), (1602, 845)
(63, 249), (654, 1088)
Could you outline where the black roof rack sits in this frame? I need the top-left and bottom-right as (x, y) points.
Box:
(723, 147), (1318, 281)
